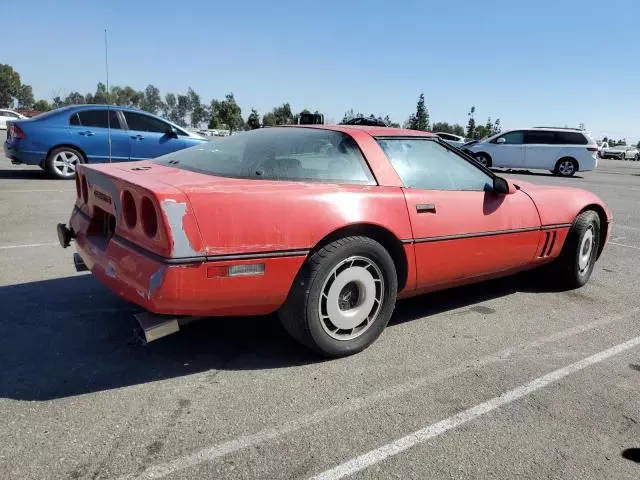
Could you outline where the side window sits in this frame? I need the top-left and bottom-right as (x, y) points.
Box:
(554, 132), (588, 145)
(438, 133), (454, 141)
(494, 131), (524, 144)
(377, 138), (493, 191)
(124, 111), (170, 133)
(75, 109), (121, 129)
(525, 130), (555, 144)
(69, 113), (80, 126)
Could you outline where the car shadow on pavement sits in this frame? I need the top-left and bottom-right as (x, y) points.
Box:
(493, 168), (584, 179)
(0, 167), (53, 180)
(0, 271), (571, 401)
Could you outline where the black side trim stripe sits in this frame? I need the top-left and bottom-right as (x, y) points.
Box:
(540, 232), (550, 257)
(112, 235), (310, 264)
(404, 223), (572, 245)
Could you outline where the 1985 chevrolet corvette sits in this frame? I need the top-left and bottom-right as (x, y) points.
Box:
(58, 125), (612, 357)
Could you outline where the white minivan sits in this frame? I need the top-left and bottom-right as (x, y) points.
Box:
(461, 127), (598, 177)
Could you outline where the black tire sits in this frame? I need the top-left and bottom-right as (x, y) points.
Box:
(474, 152), (492, 167)
(278, 236), (398, 358)
(553, 210), (600, 289)
(554, 157), (578, 177)
(46, 146), (85, 180)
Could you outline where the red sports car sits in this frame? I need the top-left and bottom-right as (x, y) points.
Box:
(57, 125), (612, 357)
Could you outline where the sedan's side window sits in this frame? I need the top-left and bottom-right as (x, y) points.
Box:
(74, 109), (121, 129)
(494, 131), (524, 144)
(123, 111), (170, 134)
(377, 138), (493, 191)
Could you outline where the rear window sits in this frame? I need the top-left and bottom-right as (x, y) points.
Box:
(554, 131), (588, 145)
(70, 109), (121, 129)
(153, 127), (376, 185)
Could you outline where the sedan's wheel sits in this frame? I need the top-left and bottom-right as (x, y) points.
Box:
(635, 154), (639, 161)
(279, 236), (397, 357)
(554, 158), (577, 177)
(46, 147), (84, 179)
(474, 153), (491, 167)
(553, 210), (600, 288)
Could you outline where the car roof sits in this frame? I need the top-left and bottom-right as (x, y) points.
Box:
(65, 104), (155, 114)
(293, 124), (437, 138)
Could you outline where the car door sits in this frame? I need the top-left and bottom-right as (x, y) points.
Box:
(122, 111), (186, 160)
(524, 129), (557, 170)
(69, 109), (131, 162)
(377, 138), (541, 290)
(0, 110), (15, 129)
(487, 130), (526, 168)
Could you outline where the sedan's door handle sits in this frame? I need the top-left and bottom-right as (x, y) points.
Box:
(79, 130), (94, 136)
(416, 203), (436, 214)
(130, 134), (145, 140)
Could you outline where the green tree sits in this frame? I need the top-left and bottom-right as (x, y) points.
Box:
(340, 109), (363, 123)
(0, 64), (22, 107)
(492, 118), (501, 135)
(411, 93), (429, 131)
(163, 93), (180, 124)
(52, 96), (64, 109)
(16, 84), (34, 108)
(466, 106), (476, 139)
(32, 99), (51, 112)
(247, 109), (261, 129)
(176, 94), (190, 127)
(273, 103), (294, 125)
(64, 91), (86, 105)
(187, 88), (207, 128)
(636, 140), (640, 149)
(210, 93), (243, 133)
(262, 112), (276, 127)
(141, 84), (163, 114)
(383, 115), (400, 128)
(93, 82), (110, 104)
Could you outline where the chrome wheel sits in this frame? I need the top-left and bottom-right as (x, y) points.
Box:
(318, 256), (384, 341)
(475, 154), (489, 166)
(52, 150), (80, 178)
(558, 159), (575, 176)
(578, 226), (594, 273)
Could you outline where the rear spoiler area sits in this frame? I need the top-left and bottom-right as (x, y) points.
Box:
(74, 163), (204, 260)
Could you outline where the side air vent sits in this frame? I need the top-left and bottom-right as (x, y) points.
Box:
(539, 231), (557, 257)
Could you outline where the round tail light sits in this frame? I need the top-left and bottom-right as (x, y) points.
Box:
(81, 175), (89, 204)
(122, 190), (137, 228)
(140, 197), (158, 238)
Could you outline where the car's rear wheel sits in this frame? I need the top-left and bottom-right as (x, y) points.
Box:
(46, 147), (84, 179)
(474, 153), (492, 167)
(554, 157), (578, 177)
(553, 210), (600, 288)
(279, 236), (398, 357)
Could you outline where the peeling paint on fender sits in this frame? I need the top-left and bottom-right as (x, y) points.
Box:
(161, 200), (200, 258)
(149, 266), (166, 299)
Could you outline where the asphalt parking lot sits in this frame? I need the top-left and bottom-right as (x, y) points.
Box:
(1, 131), (639, 480)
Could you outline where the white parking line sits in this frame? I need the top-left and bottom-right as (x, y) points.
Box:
(610, 241), (640, 250)
(311, 335), (640, 480)
(0, 242), (58, 250)
(119, 308), (639, 480)
(0, 189), (74, 193)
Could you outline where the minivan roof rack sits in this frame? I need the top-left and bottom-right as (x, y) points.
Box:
(531, 126), (583, 131)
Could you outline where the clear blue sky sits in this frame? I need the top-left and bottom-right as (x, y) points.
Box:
(5, 0), (639, 141)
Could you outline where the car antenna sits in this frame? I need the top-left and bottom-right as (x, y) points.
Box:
(104, 28), (112, 163)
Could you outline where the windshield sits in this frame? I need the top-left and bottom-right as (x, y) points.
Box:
(153, 127), (376, 185)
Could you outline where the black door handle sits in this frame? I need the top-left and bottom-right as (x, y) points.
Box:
(416, 203), (436, 214)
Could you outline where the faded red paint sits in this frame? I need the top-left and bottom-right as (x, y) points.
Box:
(67, 125), (612, 317)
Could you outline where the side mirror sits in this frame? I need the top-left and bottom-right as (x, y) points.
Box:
(493, 176), (516, 195)
(496, 137), (506, 144)
(166, 126), (178, 138)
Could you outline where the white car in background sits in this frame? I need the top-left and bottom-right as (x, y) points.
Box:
(434, 132), (467, 148)
(461, 127), (599, 177)
(622, 146), (639, 161)
(0, 109), (27, 130)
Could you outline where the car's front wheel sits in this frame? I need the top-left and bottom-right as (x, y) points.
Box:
(474, 153), (492, 167)
(553, 210), (600, 288)
(279, 236), (398, 357)
(46, 147), (84, 179)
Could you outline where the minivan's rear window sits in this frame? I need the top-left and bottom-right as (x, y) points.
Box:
(524, 130), (587, 145)
(153, 127), (376, 185)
